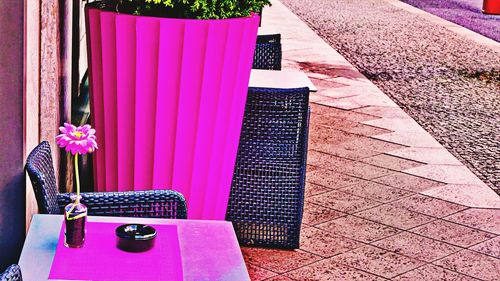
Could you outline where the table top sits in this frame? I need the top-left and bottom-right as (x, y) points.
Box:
(257, 27), (279, 36)
(19, 214), (250, 281)
(249, 69), (318, 92)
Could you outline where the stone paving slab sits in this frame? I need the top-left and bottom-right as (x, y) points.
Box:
(392, 264), (480, 281)
(385, 147), (463, 166)
(410, 219), (496, 248)
(422, 184), (500, 209)
(433, 250), (500, 281)
(243, 1), (500, 280)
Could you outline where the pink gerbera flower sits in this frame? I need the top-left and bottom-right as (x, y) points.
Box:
(56, 123), (98, 155)
(56, 123), (98, 208)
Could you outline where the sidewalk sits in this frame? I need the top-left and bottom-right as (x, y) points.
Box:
(243, 1), (500, 280)
(281, 0), (500, 191)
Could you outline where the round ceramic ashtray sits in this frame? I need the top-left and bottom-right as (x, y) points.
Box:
(116, 224), (157, 252)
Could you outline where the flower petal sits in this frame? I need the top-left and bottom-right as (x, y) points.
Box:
(57, 123), (98, 154)
(81, 124), (91, 133)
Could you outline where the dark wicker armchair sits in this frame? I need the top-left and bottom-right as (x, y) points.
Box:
(26, 141), (187, 219)
(253, 34), (282, 70)
(0, 265), (22, 281)
(226, 87), (310, 249)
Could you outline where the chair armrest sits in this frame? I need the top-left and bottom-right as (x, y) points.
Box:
(57, 190), (187, 219)
(0, 264), (22, 281)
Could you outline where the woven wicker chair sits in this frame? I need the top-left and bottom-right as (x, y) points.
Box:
(26, 141), (187, 219)
(0, 265), (22, 281)
(253, 34), (282, 70)
(226, 87), (310, 249)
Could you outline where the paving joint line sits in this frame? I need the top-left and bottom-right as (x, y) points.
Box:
(439, 211), (500, 236)
(428, 248), (493, 280)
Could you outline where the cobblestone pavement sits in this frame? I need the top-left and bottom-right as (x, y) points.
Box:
(280, 0), (500, 190)
(402, 0), (500, 42)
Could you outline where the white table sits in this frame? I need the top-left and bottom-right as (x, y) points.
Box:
(258, 27), (280, 36)
(249, 69), (317, 92)
(19, 214), (250, 281)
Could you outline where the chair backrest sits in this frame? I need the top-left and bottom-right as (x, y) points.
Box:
(227, 87), (310, 249)
(253, 34), (282, 70)
(0, 264), (22, 281)
(237, 87), (309, 160)
(25, 141), (60, 214)
(57, 190), (188, 219)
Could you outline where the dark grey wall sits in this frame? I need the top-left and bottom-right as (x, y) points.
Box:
(0, 0), (25, 271)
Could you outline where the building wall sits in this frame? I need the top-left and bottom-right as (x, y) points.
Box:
(24, 0), (63, 230)
(0, 0), (81, 268)
(0, 0), (25, 270)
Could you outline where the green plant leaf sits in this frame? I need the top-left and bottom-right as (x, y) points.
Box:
(111, 0), (271, 19)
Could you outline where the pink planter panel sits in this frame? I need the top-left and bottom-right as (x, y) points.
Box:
(86, 7), (259, 220)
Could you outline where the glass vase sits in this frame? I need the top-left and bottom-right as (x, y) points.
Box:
(64, 197), (87, 248)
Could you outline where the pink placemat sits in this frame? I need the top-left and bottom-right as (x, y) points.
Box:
(48, 221), (183, 281)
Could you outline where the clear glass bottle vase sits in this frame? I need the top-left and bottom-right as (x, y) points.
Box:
(64, 196), (87, 248)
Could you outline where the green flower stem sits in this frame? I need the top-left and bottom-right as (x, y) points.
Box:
(66, 153), (82, 220)
(74, 153), (80, 205)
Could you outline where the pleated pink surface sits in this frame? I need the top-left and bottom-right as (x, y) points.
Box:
(86, 7), (259, 219)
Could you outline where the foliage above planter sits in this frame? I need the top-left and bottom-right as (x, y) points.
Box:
(100, 0), (270, 19)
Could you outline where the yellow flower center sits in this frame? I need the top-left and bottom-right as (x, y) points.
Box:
(73, 131), (84, 139)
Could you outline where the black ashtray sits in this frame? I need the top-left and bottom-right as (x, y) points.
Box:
(116, 224), (157, 252)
